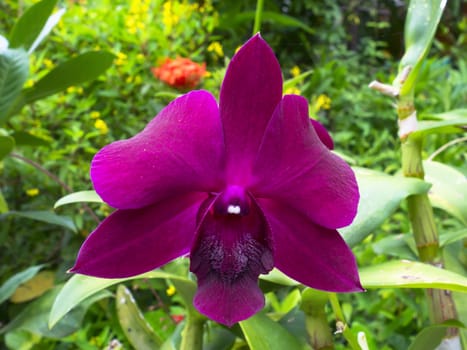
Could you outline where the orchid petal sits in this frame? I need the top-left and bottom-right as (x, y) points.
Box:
(260, 198), (363, 292)
(91, 90), (224, 209)
(252, 95), (359, 229)
(311, 118), (334, 150)
(219, 34), (283, 183)
(71, 192), (206, 278)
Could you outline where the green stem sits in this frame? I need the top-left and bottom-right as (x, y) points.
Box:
(328, 293), (360, 350)
(301, 289), (334, 349)
(180, 313), (205, 350)
(252, 0), (264, 35)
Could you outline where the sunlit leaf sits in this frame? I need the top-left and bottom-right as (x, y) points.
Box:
(0, 48), (29, 124)
(360, 260), (467, 292)
(0, 265), (44, 304)
(339, 168), (431, 247)
(0, 135), (15, 160)
(54, 190), (103, 208)
(22, 51), (114, 104)
(3, 210), (77, 232)
(8, 0), (57, 50)
(11, 131), (50, 147)
(116, 285), (163, 349)
(239, 312), (304, 350)
(28, 8), (66, 54)
(424, 160), (467, 224)
(0, 189), (8, 213)
(10, 271), (55, 303)
(49, 270), (194, 328)
(408, 320), (465, 350)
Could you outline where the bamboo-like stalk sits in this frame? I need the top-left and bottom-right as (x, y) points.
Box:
(180, 313), (205, 350)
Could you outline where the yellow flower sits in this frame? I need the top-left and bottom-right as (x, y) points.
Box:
(315, 94), (332, 111)
(43, 58), (54, 69)
(66, 86), (76, 94)
(290, 65), (301, 77)
(166, 285), (176, 296)
(207, 41), (224, 57)
(115, 52), (128, 66)
(24, 79), (35, 88)
(94, 119), (109, 135)
(284, 87), (301, 95)
(26, 188), (39, 197)
(90, 111), (101, 119)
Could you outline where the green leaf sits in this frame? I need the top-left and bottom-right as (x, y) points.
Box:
(116, 285), (163, 349)
(239, 312), (304, 350)
(359, 260), (467, 292)
(411, 118), (467, 137)
(54, 190), (103, 208)
(22, 51), (115, 104)
(422, 108), (467, 121)
(283, 70), (313, 91)
(0, 286), (111, 338)
(0, 189), (8, 213)
(408, 320), (465, 350)
(440, 228), (467, 247)
(339, 168), (431, 247)
(3, 210), (77, 232)
(0, 135), (15, 160)
(49, 270), (194, 328)
(395, 0), (447, 95)
(0, 265), (44, 305)
(372, 234), (418, 260)
(11, 131), (50, 147)
(0, 48), (29, 124)
(8, 0), (57, 50)
(424, 160), (467, 224)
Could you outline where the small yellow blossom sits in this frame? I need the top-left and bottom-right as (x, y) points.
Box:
(284, 87), (301, 95)
(66, 86), (76, 94)
(126, 76), (134, 84)
(26, 188), (39, 197)
(94, 119), (109, 135)
(166, 285), (176, 296)
(290, 65), (301, 77)
(43, 58), (54, 69)
(315, 94), (332, 111)
(24, 79), (35, 88)
(76, 87), (84, 95)
(115, 52), (128, 66)
(207, 42), (224, 57)
(90, 111), (101, 119)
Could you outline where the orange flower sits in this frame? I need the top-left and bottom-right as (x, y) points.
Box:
(152, 57), (206, 89)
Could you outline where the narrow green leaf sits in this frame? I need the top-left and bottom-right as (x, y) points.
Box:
(239, 312), (304, 350)
(0, 135), (15, 160)
(0, 48), (29, 124)
(424, 160), (467, 224)
(395, 0), (446, 95)
(28, 8), (66, 54)
(54, 190), (103, 208)
(8, 0), (57, 50)
(22, 51), (115, 104)
(116, 285), (163, 349)
(372, 234), (418, 260)
(0, 286), (111, 338)
(283, 70), (313, 91)
(360, 260), (467, 292)
(422, 108), (467, 121)
(49, 270), (193, 328)
(11, 131), (50, 147)
(411, 118), (467, 137)
(408, 320), (465, 350)
(3, 210), (76, 232)
(0, 265), (44, 304)
(0, 189), (8, 213)
(440, 228), (467, 247)
(339, 168), (431, 247)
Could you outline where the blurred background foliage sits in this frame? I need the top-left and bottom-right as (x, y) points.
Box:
(0, 0), (465, 349)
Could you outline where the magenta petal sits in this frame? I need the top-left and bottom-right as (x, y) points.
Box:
(91, 90), (224, 209)
(70, 192), (205, 278)
(252, 95), (359, 229)
(260, 198), (363, 292)
(219, 34), (283, 183)
(190, 191), (273, 326)
(310, 119), (334, 150)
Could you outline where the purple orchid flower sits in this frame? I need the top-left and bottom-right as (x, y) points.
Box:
(71, 34), (362, 326)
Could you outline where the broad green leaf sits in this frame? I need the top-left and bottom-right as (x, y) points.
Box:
(8, 0), (57, 50)
(0, 265), (44, 305)
(49, 270), (194, 328)
(0, 135), (15, 160)
(339, 168), (431, 247)
(239, 312), (304, 350)
(395, 0), (446, 95)
(204, 328), (237, 350)
(10, 271), (55, 303)
(0, 286), (111, 338)
(359, 260), (467, 292)
(28, 8), (66, 54)
(408, 320), (465, 350)
(0, 189), (8, 213)
(424, 160), (467, 224)
(372, 234), (417, 260)
(0, 48), (29, 124)
(411, 118), (467, 137)
(11, 131), (49, 147)
(4, 329), (41, 350)
(440, 228), (467, 247)
(3, 210), (76, 232)
(54, 190), (103, 208)
(22, 51), (114, 104)
(116, 285), (163, 349)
